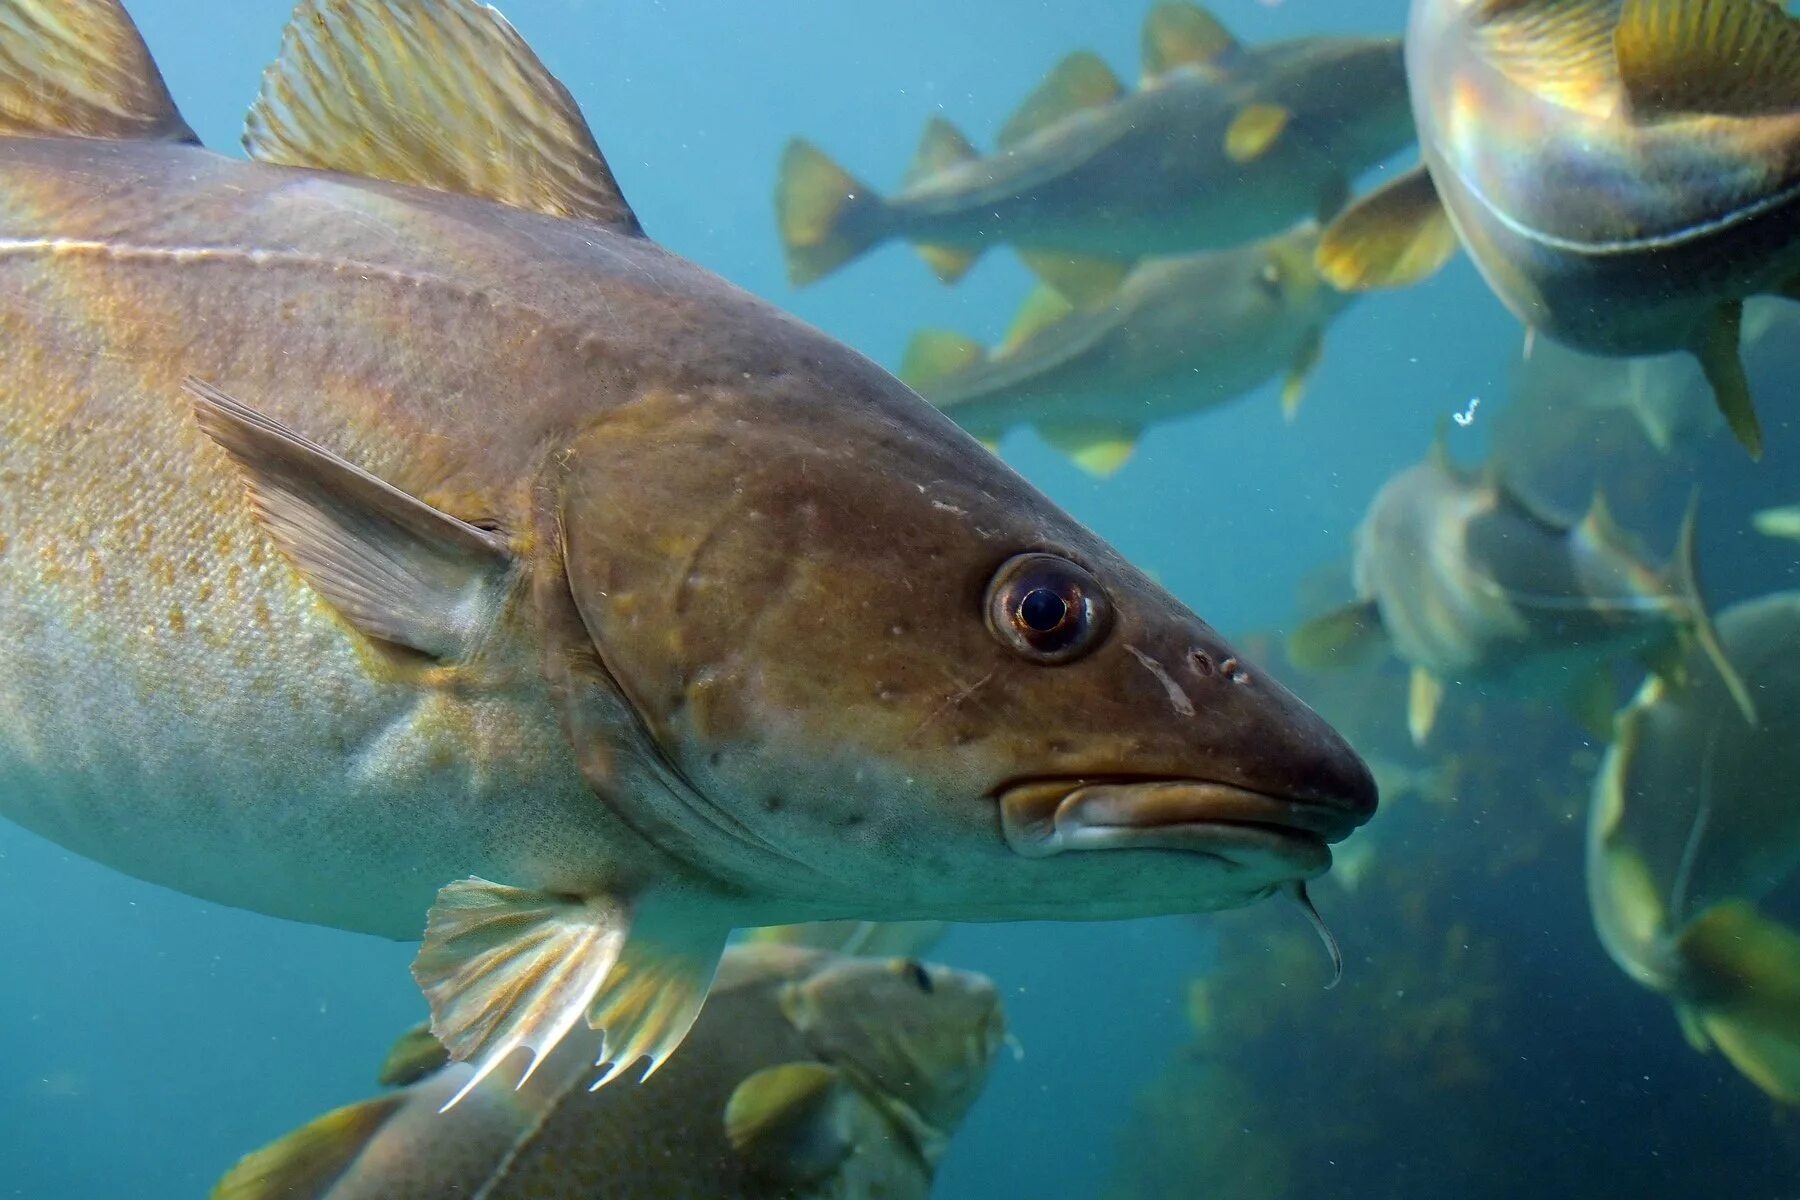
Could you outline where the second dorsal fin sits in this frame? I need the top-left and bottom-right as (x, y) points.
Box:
(0, 0), (194, 142)
(244, 0), (641, 232)
(998, 52), (1122, 150)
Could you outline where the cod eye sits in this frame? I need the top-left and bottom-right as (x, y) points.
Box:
(1257, 258), (1284, 296)
(901, 960), (934, 994)
(984, 553), (1112, 664)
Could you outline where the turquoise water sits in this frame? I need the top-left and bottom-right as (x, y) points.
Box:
(2, 1), (1798, 1196)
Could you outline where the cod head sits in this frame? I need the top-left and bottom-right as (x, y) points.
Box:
(552, 327), (1378, 925)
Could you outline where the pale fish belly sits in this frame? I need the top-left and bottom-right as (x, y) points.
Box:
(0, 285), (607, 941)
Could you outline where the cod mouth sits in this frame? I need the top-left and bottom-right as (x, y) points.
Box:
(997, 777), (1367, 869)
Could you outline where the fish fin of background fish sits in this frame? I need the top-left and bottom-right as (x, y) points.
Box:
(210, 1092), (406, 1200)
(1407, 668), (1444, 746)
(998, 286), (1078, 358)
(1668, 493), (1758, 725)
(725, 1063), (856, 1182)
(906, 117), (980, 188)
(0, 0), (195, 142)
(1281, 330), (1325, 424)
(1224, 103), (1291, 163)
(747, 920), (948, 959)
(1694, 302), (1763, 458)
(915, 242), (983, 284)
(1037, 423), (1139, 477)
(1578, 487), (1632, 553)
(1286, 600), (1386, 673)
(1622, 360), (1677, 454)
(186, 378), (517, 662)
(1751, 505), (1800, 539)
(1616, 0), (1800, 120)
(1315, 166), (1458, 293)
(1565, 667), (1618, 741)
(375, 1021), (451, 1088)
(1017, 250), (1133, 310)
(777, 139), (886, 285)
(1141, 2), (1239, 84)
(900, 331), (985, 394)
(997, 51), (1123, 151)
(1678, 902), (1800, 1102)
(413, 879), (633, 1107)
(243, 0), (640, 230)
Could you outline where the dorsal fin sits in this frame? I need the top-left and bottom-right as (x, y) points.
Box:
(244, 0), (641, 231)
(906, 117), (979, 187)
(1617, 0), (1800, 120)
(997, 52), (1122, 150)
(997, 285), (1076, 358)
(0, 0), (194, 142)
(1141, 2), (1240, 83)
(1580, 486), (1631, 549)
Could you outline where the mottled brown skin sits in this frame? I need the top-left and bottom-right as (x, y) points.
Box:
(0, 126), (1373, 952)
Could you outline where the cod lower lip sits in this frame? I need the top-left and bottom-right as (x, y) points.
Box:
(998, 779), (1360, 862)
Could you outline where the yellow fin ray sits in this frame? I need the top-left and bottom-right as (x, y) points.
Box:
(210, 1093), (404, 1200)
(1678, 902), (1800, 1103)
(1287, 600), (1386, 673)
(1037, 423), (1140, 477)
(777, 139), (884, 285)
(1017, 249), (1133, 309)
(1316, 166), (1459, 292)
(998, 51), (1122, 150)
(915, 241), (982, 284)
(0, 0), (193, 142)
(1225, 103), (1291, 163)
(1282, 329), (1324, 423)
(1617, 0), (1800, 119)
(245, 0), (638, 228)
(906, 116), (979, 187)
(375, 1021), (450, 1088)
(1141, 2), (1239, 82)
(998, 285), (1076, 358)
(1408, 667), (1445, 746)
(725, 1063), (855, 1182)
(900, 330), (985, 395)
(1694, 301), (1762, 458)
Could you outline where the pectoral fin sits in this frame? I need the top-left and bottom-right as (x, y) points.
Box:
(375, 1021), (451, 1088)
(1752, 505), (1800, 539)
(187, 378), (517, 662)
(1286, 599), (1386, 673)
(245, 0), (640, 229)
(1315, 165), (1458, 292)
(1693, 301), (1762, 459)
(1281, 329), (1324, 423)
(411, 878), (727, 1109)
(1037, 422), (1140, 477)
(0, 0), (194, 141)
(725, 1063), (855, 1183)
(1408, 667), (1444, 746)
(1224, 103), (1291, 163)
(211, 1092), (405, 1200)
(1678, 902), (1800, 1103)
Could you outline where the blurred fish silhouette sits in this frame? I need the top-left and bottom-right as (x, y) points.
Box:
(1318, 0), (1800, 458)
(1590, 592), (1800, 1103)
(778, 2), (1412, 295)
(1289, 438), (1754, 744)
(899, 224), (1354, 477)
(213, 943), (1004, 1200)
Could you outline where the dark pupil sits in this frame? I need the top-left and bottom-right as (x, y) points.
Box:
(1018, 586), (1069, 632)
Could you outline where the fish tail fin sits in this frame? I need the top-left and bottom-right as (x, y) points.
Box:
(899, 330), (986, 397)
(0, 0), (195, 143)
(776, 139), (887, 285)
(1668, 493), (1757, 725)
(1676, 902), (1800, 1104)
(211, 1092), (406, 1200)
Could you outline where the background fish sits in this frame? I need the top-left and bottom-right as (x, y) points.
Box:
(213, 943), (1004, 1199)
(0, 0), (1376, 1101)
(1289, 440), (1752, 743)
(777, 2), (1411, 292)
(898, 223), (1353, 477)
(1590, 592), (1800, 1102)
(1318, 0), (1800, 457)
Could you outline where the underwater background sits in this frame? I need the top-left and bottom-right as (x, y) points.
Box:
(2, 0), (1797, 1196)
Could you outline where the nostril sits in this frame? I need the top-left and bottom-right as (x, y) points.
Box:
(1188, 649), (1214, 677)
(1218, 657), (1251, 685)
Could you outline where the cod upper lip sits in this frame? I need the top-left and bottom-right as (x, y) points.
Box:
(997, 777), (1368, 860)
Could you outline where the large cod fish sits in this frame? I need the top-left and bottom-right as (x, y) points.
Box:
(1317, 0), (1800, 458)
(899, 223), (1353, 478)
(214, 943), (1002, 1199)
(778, 2), (1412, 292)
(1290, 440), (1752, 744)
(0, 0), (1376, 1102)
(1590, 592), (1800, 1103)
